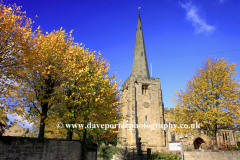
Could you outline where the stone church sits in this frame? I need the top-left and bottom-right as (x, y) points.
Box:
(116, 11), (240, 153)
(117, 11), (166, 152)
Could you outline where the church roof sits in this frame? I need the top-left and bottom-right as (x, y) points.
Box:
(131, 11), (150, 79)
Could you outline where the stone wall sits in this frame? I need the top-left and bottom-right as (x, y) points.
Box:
(0, 136), (97, 160)
(184, 150), (240, 160)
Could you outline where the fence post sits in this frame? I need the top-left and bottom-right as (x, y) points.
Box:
(147, 148), (151, 159)
(137, 137), (142, 160)
(133, 148), (135, 159)
(124, 147), (127, 159)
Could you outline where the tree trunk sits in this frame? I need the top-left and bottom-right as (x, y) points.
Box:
(38, 81), (54, 139)
(38, 115), (46, 139)
(81, 128), (87, 160)
(67, 129), (73, 141)
(38, 104), (48, 139)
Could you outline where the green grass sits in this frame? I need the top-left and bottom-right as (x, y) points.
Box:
(150, 152), (180, 160)
(98, 146), (124, 160)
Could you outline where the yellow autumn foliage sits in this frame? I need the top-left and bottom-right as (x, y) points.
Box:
(0, 2), (123, 142)
(169, 57), (240, 139)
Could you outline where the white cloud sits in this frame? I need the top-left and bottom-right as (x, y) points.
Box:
(181, 2), (215, 34)
(7, 114), (34, 129)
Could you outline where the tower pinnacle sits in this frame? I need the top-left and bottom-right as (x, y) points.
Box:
(131, 10), (150, 79)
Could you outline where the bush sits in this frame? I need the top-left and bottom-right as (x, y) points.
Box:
(200, 143), (207, 149)
(150, 152), (180, 160)
(218, 144), (240, 151)
(229, 145), (239, 151)
(237, 142), (240, 149)
(98, 146), (124, 160)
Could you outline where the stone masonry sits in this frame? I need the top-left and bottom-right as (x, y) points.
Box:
(117, 11), (166, 153)
(184, 150), (240, 160)
(0, 136), (97, 160)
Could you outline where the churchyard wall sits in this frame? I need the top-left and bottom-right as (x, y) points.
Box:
(0, 136), (97, 160)
(184, 150), (240, 160)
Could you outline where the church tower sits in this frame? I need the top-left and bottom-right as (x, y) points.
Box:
(117, 11), (166, 152)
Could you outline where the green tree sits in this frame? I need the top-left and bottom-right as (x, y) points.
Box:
(169, 57), (240, 140)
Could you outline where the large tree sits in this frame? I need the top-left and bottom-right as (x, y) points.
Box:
(0, 3), (33, 127)
(39, 44), (122, 160)
(169, 57), (240, 139)
(1, 27), (74, 139)
(55, 44), (121, 160)
(1, 5), (123, 158)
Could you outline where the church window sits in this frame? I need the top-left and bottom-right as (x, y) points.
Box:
(142, 85), (149, 95)
(141, 52), (143, 56)
(171, 133), (175, 141)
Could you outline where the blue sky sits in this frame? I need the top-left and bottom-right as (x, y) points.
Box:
(3, 0), (240, 128)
